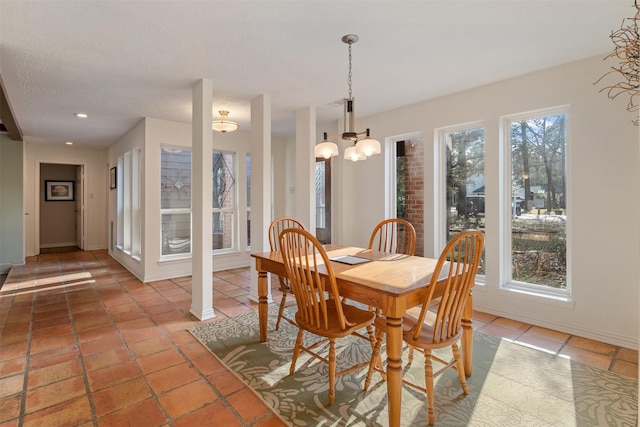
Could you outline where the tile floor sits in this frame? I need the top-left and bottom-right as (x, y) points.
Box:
(0, 250), (637, 426)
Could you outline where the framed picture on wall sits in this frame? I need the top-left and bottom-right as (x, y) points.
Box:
(110, 167), (117, 189)
(45, 180), (75, 201)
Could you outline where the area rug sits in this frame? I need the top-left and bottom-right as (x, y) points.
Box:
(190, 309), (637, 426)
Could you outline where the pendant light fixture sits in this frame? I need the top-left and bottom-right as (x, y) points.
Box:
(314, 34), (381, 161)
(212, 110), (239, 133)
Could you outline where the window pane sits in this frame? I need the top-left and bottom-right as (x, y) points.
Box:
(510, 114), (567, 289)
(161, 149), (191, 209)
(246, 155), (251, 247)
(213, 212), (233, 250)
(445, 128), (486, 275)
(213, 152), (235, 209)
(162, 213), (191, 255)
(315, 161), (326, 228)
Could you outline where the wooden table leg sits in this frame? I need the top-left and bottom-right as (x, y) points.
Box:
(385, 316), (402, 427)
(461, 292), (473, 376)
(258, 270), (268, 342)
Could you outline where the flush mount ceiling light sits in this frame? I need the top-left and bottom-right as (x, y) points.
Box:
(74, 112), (88, 118)
(314, 34), (381, 161)
(212, 110), (239, 133)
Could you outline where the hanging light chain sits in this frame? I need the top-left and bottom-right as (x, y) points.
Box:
(347, 41), (353, 100)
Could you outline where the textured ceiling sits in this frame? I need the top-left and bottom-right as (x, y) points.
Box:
(0, 0), (632, 148)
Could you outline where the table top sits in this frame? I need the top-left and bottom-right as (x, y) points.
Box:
(252, 245), (447, 297)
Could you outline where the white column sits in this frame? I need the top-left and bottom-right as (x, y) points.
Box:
(249, 94), (273, 303)
(295, 106), (316, 231)
(190, 79), (215, 320)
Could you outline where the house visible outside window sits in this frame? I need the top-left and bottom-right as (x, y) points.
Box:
(505, 108), (568, 293)
(160, 148), (191, 256)
(442, 126), (486, 275)
(213, 150), (236, 251)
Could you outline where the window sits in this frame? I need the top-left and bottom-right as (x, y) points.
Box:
(246, 154), (251, 248)
(505, 108), (568, 292)
(115, 149), (142, 259)
(161, 148), (191, 256)
(442, 126), (485, 275)
(213, 151), (236, 251)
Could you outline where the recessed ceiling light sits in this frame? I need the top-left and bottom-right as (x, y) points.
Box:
(74, 113), (88, 118)
(65, 141), (73, 145)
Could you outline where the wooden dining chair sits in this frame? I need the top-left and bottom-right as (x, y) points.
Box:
(268, 217), (305, 331)
(364, 229), (485, 425)
(279, 227), (375, 405)
(368, 218), (416, 256)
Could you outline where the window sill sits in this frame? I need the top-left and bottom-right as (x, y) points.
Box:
(497, 285), (575, 309)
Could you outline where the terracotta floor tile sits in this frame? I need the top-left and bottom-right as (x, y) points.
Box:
(476, 323), (524, 341)
(173, 400), (242, 427)
(567, 336), (617, 357)
(206, 369), (246, 397)
(559, 346), (612, 371)
(121, 324), (164, 345)
(30, 323), (74, 340)
(28, 345), (79, 370)
(92, 377), (151, 417)
(86, 361), (142, 392)
(617, 347), (639, 364)
(30, 334), (75, 354)
(522, 325), (570, 343)
(611, 359), (638, 379)
(179, 341), (210, 360)
(27, 359), (83, 389)
(191, 353), (226, 376)
(22, 396), (92, 427)
(83, 346), (132, 372)
(79, 335), (126, 357)
(226, 388), (275, 423)
(0, 342), (28, 361)
(145, 363), (200, 394)
(491, 317), (530, 333)
(0, 358), (25, 379)
(96, 398), (166, 427)
(251, 415), (289, 427)
(136, 348), (185, 374)
(0, 394), (22, 423)
(0, 374), (24, 399)
(127, 336), (174, 358)
(25, 376), (86, 414)
(513, 334), (564, 353)
(158, 379), (218, 418)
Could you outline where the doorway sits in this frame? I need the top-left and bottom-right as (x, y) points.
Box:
(39, 163), (85, 253)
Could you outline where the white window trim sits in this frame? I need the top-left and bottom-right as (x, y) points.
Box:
(500, 105), (572, 300)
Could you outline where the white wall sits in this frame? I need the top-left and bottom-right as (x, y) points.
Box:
(24, 142), (107, 255)
(337, 55), (638, 348)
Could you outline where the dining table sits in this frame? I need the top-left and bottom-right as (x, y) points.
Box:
(251, 245), (475, 427)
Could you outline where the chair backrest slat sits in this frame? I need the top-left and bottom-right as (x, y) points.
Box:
(279, 227), (347, 332)
(369, 218), (416, 256)
(410, 229), (484, 344)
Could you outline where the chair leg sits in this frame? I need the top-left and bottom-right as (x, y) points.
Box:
(408, 346), (415, 364)
(452, 343), (469, 395)
(424, 349), (435, 426)
(364, 328), (385, 391)
(289, 329), (304, 375)
(274, 291), (288, 331)
(328, 338), (336, 405)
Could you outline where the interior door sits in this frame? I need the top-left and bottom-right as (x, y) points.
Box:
(315, 158), (331, 244)
(75, 165), (84, 249)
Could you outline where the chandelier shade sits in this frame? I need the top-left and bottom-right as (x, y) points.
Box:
(315, 34), (381, 162)
(212, 110), (239, 133)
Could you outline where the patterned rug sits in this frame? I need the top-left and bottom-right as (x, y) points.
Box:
(190, 309), (637, 426)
